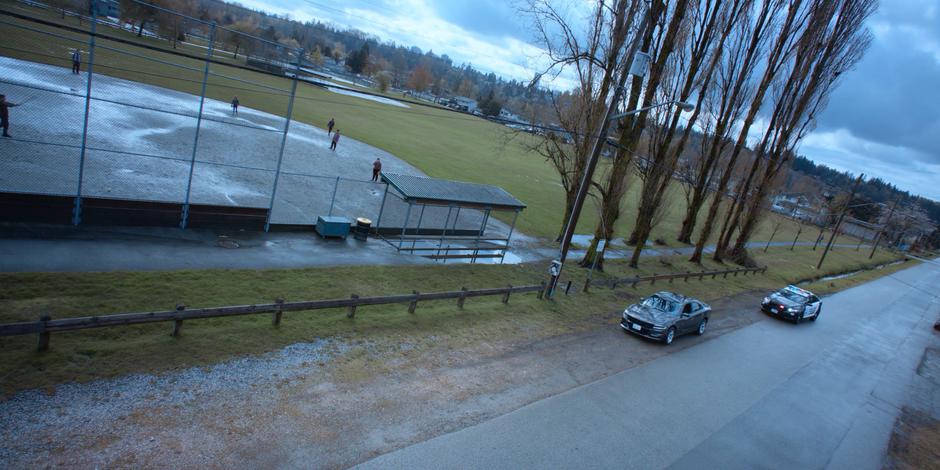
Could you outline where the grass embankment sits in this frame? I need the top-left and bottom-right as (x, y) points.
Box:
(0, 246), (908, 396)
(0, 2), (839, 247)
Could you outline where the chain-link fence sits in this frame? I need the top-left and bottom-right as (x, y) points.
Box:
(0, 0), (406, 228)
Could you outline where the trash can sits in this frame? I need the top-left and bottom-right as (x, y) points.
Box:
(354, 217), (371, 241)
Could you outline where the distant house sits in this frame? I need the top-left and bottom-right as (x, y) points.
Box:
(94, 0), (120, 18)
(448, 96), (477, 113)
(840, 217), (880, 241)
(770, 193), (824, 223)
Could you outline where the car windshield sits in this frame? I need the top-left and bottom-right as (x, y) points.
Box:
(777, 289), (808, 302)
(641, 295), (679, 312)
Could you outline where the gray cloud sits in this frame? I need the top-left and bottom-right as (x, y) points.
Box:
(429, 0), (526, 40)
(816, 1), (940, 163)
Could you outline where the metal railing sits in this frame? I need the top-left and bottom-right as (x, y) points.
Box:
(585, 266), (768, 292)
(0, 283), (548, 351)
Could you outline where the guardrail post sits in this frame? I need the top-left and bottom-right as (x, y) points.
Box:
(651, 274), (656, 286)
(611, 279), (618, 290)
(172, 304), (185, 337)
(273, 298), (284, 326)
(684, 272), (689, 282)
(37, 315), (51, 352)
(347, 294), (359, 318)
(668, 275), (674, 284)
(564, 281), (572, 295)
(631, 279), (638, 288)
(733, 270), (739, 277)
(723, 272), (729, 279)
(538, 281), (546, 300)
(409, 290), (419, 313)
(458, 287), (468, 309)
(699, 270), (705, 281)
(502, 285), (512, 304)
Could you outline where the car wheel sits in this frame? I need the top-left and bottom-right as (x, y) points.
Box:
(696, 318), (707, 335)
(664, 327), (676, 345)
(810, 306), (821, 322)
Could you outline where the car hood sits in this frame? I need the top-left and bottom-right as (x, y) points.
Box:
(626, 304), (677, 325)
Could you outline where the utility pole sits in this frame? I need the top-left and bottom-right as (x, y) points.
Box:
(817, 174), (864, 270)
(547, 0), (654, 298)
(869, 198), (899, 259)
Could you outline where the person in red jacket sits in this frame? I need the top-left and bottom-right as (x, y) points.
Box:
(1, 94), (21, 138)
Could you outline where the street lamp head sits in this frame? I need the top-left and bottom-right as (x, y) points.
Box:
(676, 101), (694, 112)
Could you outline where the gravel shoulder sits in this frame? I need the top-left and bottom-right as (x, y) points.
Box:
(0, 290), (768, 469)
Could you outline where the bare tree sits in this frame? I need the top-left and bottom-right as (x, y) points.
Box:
(724, 0), (875, 264)
(522, 0), (644, 242)
(676, 0), (755, 243)
(689, 0), (798, 264)
(624, 0), (752, 268)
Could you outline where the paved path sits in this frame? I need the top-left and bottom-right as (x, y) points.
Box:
(0, 222), (863, 272)
(357, 259), (940, 469)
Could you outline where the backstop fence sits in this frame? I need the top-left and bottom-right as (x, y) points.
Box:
(0, 0), (445, 231)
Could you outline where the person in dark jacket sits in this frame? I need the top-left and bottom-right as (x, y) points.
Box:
(71, 50), (81, 74)
(231, 96), (239, 115)
(372, 157), (382, 182)
(330, 130), (341, 151)
(1, 94), (20, 138)
(327, 117), (335, 135)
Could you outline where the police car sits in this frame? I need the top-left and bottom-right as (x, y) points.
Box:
(760, 285), (822, 324)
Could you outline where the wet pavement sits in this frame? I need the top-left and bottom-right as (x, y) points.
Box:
(0, 222), (861, 272)
(357, 258), (940, 469)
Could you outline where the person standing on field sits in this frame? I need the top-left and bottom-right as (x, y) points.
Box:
(327, 117), (335, 135)
(1, 94), (21, 138)
(71, 49), (81, 74)
(330, 130), (341, 151)
(372, 157), (382, 182)
(231, 96), (239, 115)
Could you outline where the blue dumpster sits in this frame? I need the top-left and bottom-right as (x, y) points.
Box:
(316, 216), (352, 239)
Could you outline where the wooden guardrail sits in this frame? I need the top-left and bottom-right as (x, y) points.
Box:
(0, 283), (548, 351)
(585, 266), (767, 292)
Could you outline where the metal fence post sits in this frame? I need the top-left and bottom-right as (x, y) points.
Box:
(264, 48), (304, 232)
(375, 183), (390, 229)
(179, 21), (216, 229)
(399, 202), (412, 251)
(72, 4), (98, 225)
(500, 209), (520, 264)
(328, 176), (340, 216)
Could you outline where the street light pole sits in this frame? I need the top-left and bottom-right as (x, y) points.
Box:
(817, 173), (864, 270)
(546, 3), (656, 298)
(869, 197), (899, 259)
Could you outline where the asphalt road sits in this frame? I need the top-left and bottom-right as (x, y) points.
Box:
(357, 259), (940, 469)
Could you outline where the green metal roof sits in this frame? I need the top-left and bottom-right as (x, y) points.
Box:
(381, 173), (526, 210)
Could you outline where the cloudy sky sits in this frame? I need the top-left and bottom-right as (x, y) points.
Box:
(240, 0), (940, 201)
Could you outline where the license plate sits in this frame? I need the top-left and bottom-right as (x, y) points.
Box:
(631, 323), (642, 331)
(771, 308), (778, 314)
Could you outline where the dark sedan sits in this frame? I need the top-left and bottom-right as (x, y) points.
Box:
(760, 285), (822, 323)
(620, 292), (711, 345)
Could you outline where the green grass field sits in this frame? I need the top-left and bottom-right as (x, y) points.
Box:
(0, 1), (846, 248)
(0, 244), (907, 395)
